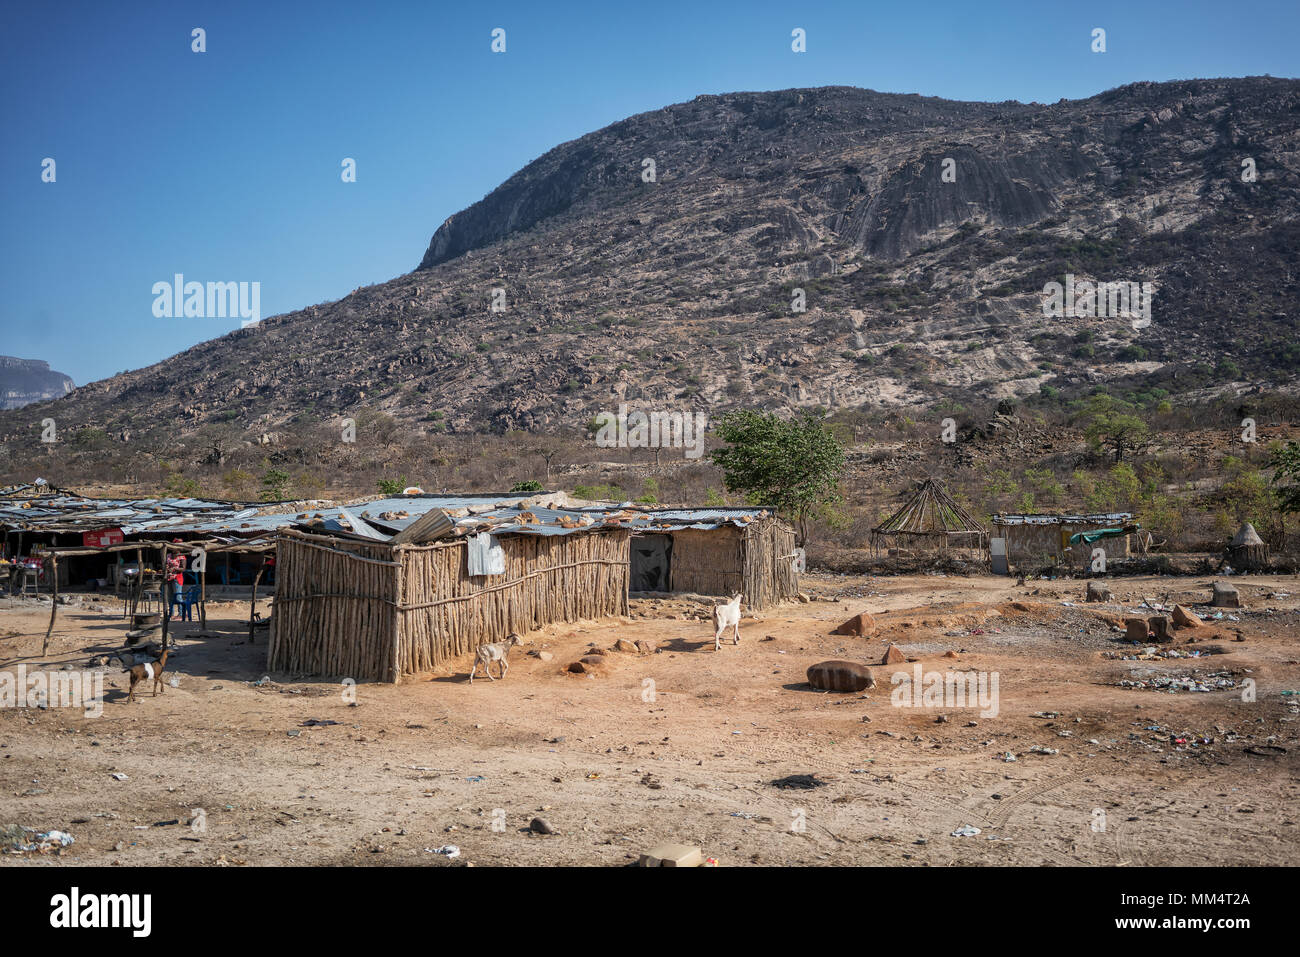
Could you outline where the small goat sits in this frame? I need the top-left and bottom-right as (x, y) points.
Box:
(712, 593), (743, 651)
(469, 633), (520, 684)
(126, 648), (171, 703)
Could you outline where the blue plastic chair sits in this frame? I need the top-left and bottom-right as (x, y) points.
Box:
(170, 585), (201, 621)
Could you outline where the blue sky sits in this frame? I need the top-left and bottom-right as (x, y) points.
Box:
(2, 0), (1296, 386)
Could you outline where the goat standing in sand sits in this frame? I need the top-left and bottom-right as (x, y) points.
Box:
(712, 593), (743, 651)
(469, 633), (520, 684)
(126, 648), (171, 703)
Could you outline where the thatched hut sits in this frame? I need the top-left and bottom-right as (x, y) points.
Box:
(1228, 522), (1268, 571)
(870, 478), (987, 557)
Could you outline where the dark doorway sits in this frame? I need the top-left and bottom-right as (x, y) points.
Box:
(630, 534), (672, 592)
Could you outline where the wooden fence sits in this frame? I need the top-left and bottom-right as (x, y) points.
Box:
(269, 527), (629, 682)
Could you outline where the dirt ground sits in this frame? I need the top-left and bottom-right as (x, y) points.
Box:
(1, 570), (1298, 867)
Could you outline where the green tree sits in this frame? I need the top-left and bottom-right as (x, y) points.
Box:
(635, 476), (659, 505)
(1220, 455), (1273, 526)
(1272, 441), (1300, 517)
(221, 468), (255, 500)
(709, 410), (846, 546)
(1023, 467), (1064, 504)
(573, 483), (623, 501)
(376, 477), (408, 496)
(1079, 395), (1149, 463)
(260, 468), (291, 501)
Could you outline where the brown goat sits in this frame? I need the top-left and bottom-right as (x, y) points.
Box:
(127, 649), (171, 703)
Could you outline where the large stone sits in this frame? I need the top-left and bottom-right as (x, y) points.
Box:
(806, 660), (876, 693)
(639, 843), (703, 868)
(1124, 618), (1150, 642)
(882, 644), (906, 665)
(634, 639), (658, 655)
(615, 639), (639, 653)
(831, 612), (877, 637)
(1086, 581), (1113, 603)
(1212, 583), (1241, 608)
(1172, 605), (1203, 629)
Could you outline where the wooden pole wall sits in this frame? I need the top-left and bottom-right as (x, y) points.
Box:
(268, 527), (629, 683)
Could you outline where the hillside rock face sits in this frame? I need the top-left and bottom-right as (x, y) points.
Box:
(0, 357), (74, 410)
(2, 79), (1299, 455)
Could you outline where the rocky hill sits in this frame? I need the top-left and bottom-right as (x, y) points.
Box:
(0, 357), (75, 410)
(2, 78), (1299, 467)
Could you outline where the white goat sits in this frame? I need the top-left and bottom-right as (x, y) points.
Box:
(469, 633), (521, 684)
(712, 593), (743, 651)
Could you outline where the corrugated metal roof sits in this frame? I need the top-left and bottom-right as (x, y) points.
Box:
(0, 493), (325, 538)
(992, 512), (1134, 526)
(1, 489), (780, 544)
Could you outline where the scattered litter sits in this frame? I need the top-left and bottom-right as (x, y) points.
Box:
(1107, 647), (1209, 661)
(300, 719), (341, 727)
(464, 775), (485, 783)
(428, 844), (460, 858)
(1032, 711), (1060, 719)
(1002, 752), (1017, 762)
(110, 772), (128, 781)
(250, 676), (271, 687)
(1119, 671), (1239, 692)
(951, 825), (981, 837)
(5, 828), (75, 854)
(1028, 745), (1060, 755)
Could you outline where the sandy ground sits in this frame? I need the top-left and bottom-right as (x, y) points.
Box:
(1, 570), (1298, 867)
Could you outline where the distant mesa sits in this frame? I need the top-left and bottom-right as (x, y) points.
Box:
(0, 356), (75, 409)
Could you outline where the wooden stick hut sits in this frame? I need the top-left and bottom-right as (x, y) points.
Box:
(269, 524), (630, 682)
(624, 509), (798, 609)
(869, 478), (988, 557)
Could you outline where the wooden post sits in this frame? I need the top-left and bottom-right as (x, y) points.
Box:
(127, 546), (144, 619)
(41, 554), (58, 655)
(248, 556), (266, 642)
(199, 548), (207, 631)
(160, 544), (171, 652)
